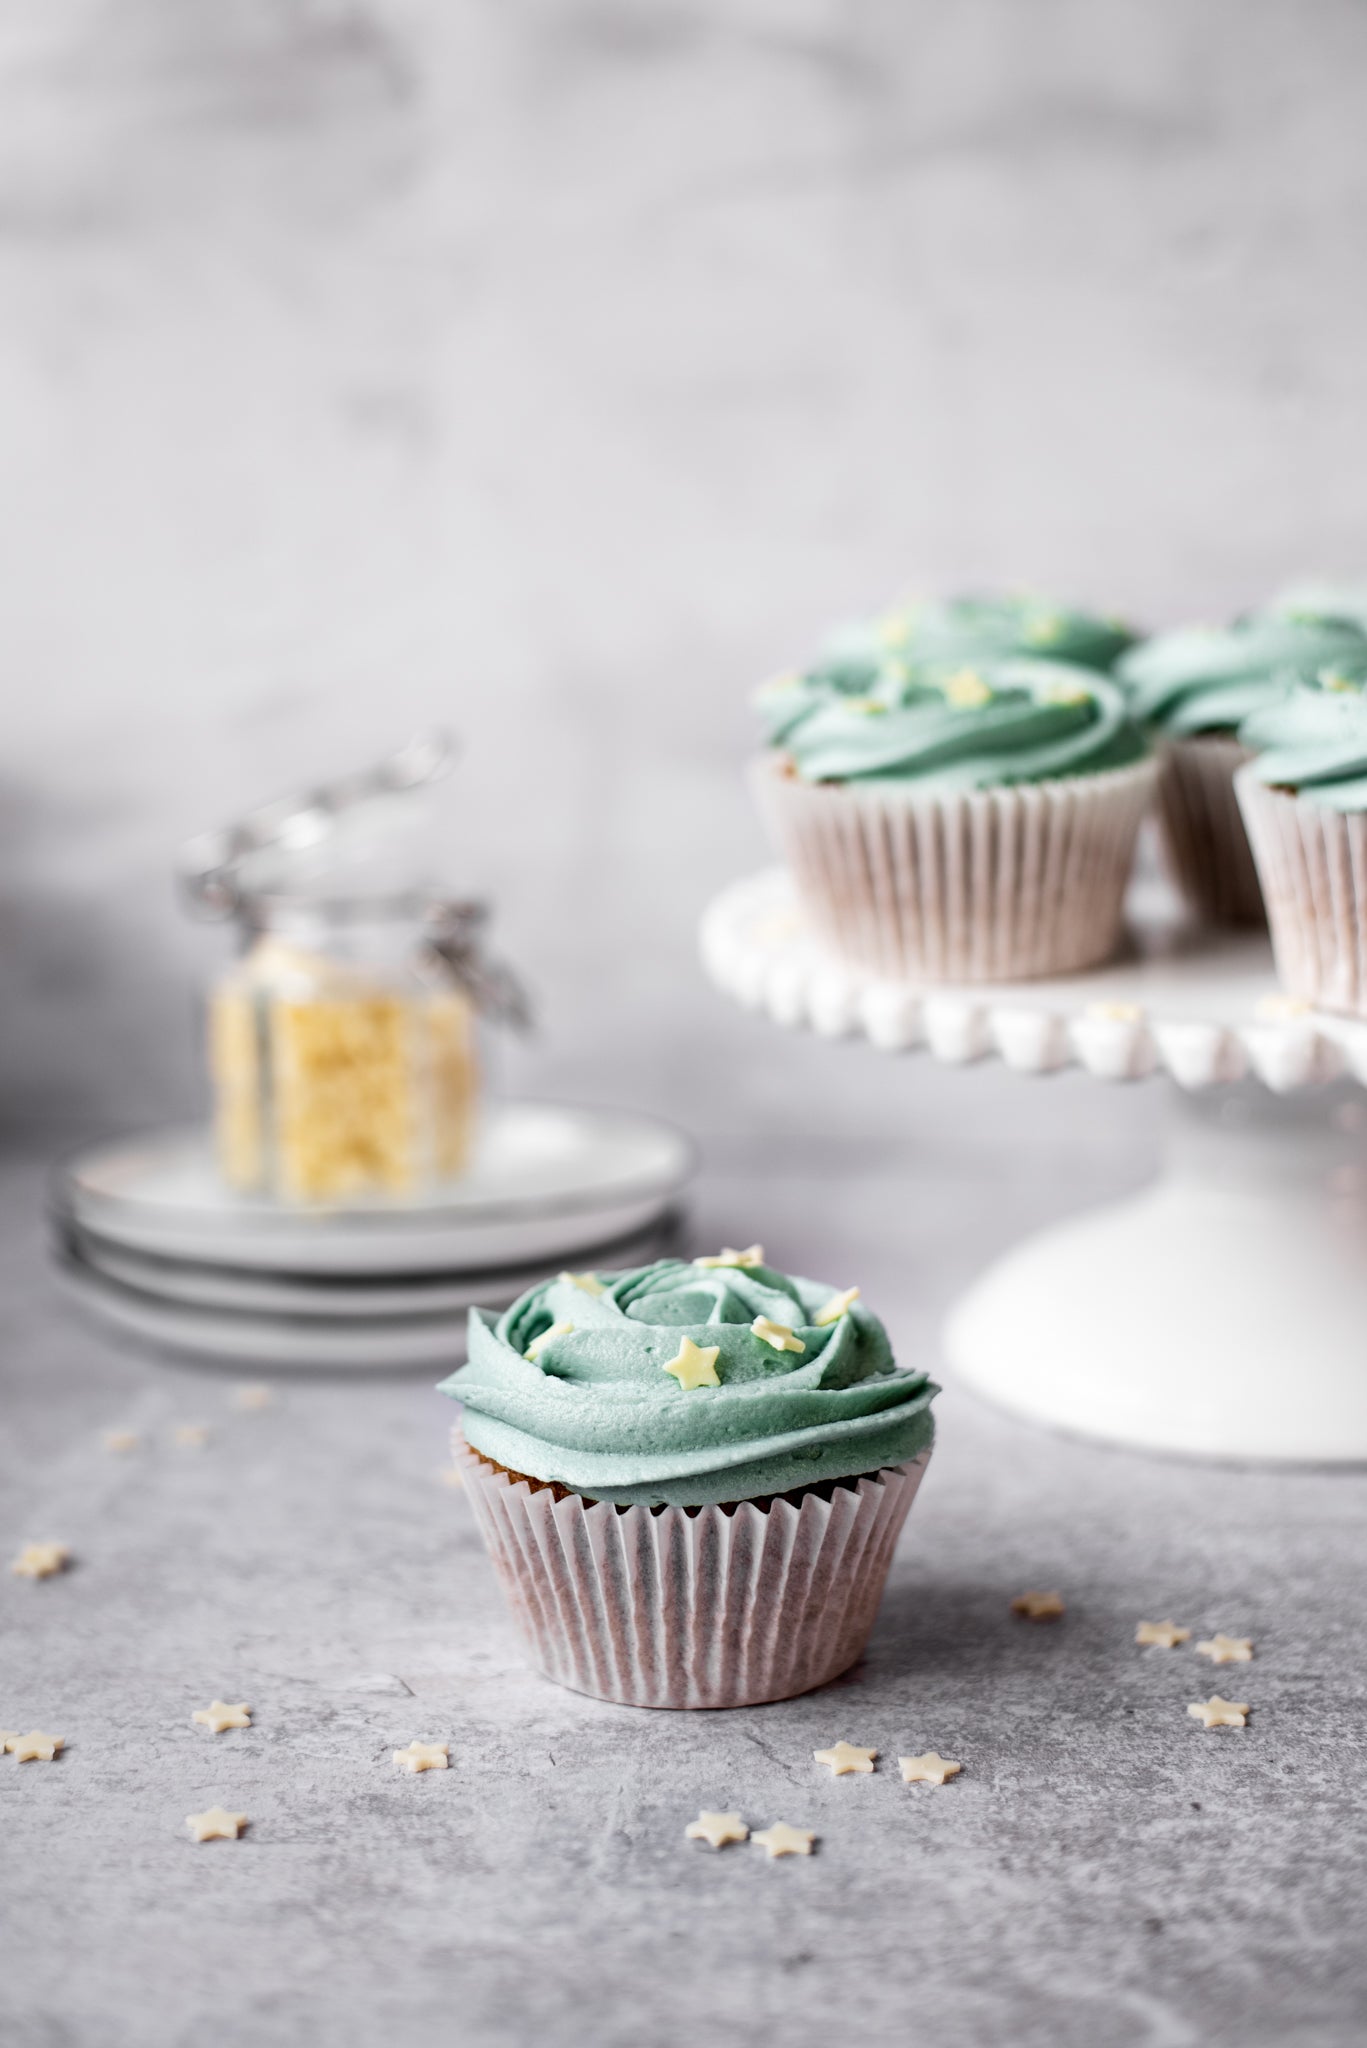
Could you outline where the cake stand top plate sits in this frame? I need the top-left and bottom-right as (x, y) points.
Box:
(700, 868), (1367, 1092)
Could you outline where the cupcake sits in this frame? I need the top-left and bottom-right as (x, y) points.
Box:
(761, 591), (1135, 750)
(440, 1252), (936, 1709)
(1236, 669), (1367, 1017)
(1117, 612), (1367, 925)
(754, 655), (1155, 985)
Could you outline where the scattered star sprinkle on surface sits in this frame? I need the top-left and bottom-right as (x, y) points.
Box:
(11, 1543), (69, 1580)
(685, 1811), (749, 1849)
(11, 1732), (64, 1762)
(1011, 1589), (1065, 1621)
(186, 1806), (247, 1842)
(1195, 1634), (1254, 1664)
(694, 1245), (765, 1270)
(661, 1336), (722, 1391)
(752, 1822), (816, 1859)
(1188, 1695), (1250, 1730)
(1087, 1001), (1143, 1024)
(814, 1741), (877, 1776)
(103, 1430), (140, 1454)
(751, 1316), (805, 1354)
(845, 697), (888, 716)
(525, 1320), (574, 1363)
(557, 1271), (605, 1295)
(173, 1425), (211, 1449)
(192, 1702), (252, 1734)
(813, 1287), (860, 1327)
(234, 1385), (274, 1411)
(393, 1741), (449, 1774)
(1, 1732), (18, 1751)
(1136, 1620), (1192, 1649)
(944, 667), (993, 707)
(899, 1752), (962, 1786)
(1256, 993), (1311, 1021)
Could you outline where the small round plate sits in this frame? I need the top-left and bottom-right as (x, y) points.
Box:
(56, 1102), (695, 1275)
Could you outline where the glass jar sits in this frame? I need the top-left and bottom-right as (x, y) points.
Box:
(210, 895), (493, 1203)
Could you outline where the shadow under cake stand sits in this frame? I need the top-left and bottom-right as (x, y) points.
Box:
(701, 867), (1367, 1464)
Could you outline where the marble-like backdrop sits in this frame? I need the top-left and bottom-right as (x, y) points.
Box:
(1, 0), (1363, 1155)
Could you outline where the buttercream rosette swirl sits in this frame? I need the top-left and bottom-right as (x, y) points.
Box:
(1117, 614), (1367, 737)
(440, 1257), (936, 1508)
(1239, 672), (1367, 809)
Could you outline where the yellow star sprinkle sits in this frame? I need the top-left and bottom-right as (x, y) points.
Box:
(10, 1543), (69, 1580)
(558, 1271), (606, 1295)
(1188, 1695), (1249, 1730)
(1011, 1588), (1065, 1621)
(813, 1287), (859, 1327)
(1026, 613), (1065, 645)
(0, 1733), (18, 1751)
(173, 1424), (211, 1450)
(1321, 668), (1361, 693)
(192, 1701), (252, 1734)
(525, 1319), (574, 1363)
(1135, 1620), (1191, 1649)
(1041, 681), (1093, 707)
(877, 612), (914, 648)
(1255, 993), (1311, 1021)
(103, 1430), (140, 1454)
(899, 1752), (961, 1786)
(844, 697), (889, 716)
(751, 1316), (805, 1354)
(393, 1741), (449, 1774)
(186, 1806), (247, 1842)
(752, 1822), (816, 1859)
(814, 1741), (876, 1776)
(234, 1385), (274, 1411)
(943, 668), (993, 708)
(685, 1811), (749, 1849)
(662, 1336), (722, 1391)
(1087, 1000), (1143, 1023)
(11, 1731), (64, 1763)
(1195, 1634), (1254, 1665)
(694, 1246), (765, 1270)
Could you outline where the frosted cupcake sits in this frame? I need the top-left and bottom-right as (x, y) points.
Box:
(1237, 670), (1367, 1016)
(755, 656), (1155, 984)
(441, 1252), (936, 1709)
(1117, 613), (1367, 924)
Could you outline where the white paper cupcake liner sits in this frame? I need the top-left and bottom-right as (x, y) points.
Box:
(454, 1433), (930, 1710)
(751, 753), (1157, 983)
(1155, 734), (1265, 925)
(1236, 771), (1367, 1018)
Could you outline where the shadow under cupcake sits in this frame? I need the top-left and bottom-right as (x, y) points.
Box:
(438, 1251), (936, 1710)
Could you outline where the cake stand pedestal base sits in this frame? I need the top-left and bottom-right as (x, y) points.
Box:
(943, 1082), (1367, 1464)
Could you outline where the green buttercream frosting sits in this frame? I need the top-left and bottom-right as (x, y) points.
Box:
(1240, 671), (1367, 811)
(438, 1258), (937, 1507)
(778, 658), (1148, 790)
(759, 593), (1135, 749)
(1117, 613), (1367, 737)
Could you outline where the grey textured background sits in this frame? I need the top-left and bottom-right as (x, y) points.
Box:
(6, 8), (1367, 2045)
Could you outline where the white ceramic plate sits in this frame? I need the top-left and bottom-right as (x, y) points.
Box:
(56, 1102), (695, 1275)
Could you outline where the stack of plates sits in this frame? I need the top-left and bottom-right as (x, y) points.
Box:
(52, 1102), (694, 1372)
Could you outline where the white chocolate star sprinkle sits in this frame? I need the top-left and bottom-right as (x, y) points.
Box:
(694, 1246), (765, 1270)
(751, 1822), (816, 1859)
(899, 1752), (961, 1786)
(11, 1543), (69, 1580)
(558, 1272), (606, 1296)
(1011, 1589), (1064, 1621)
(0, 1733), (18, 1752)
(1188, 1695), (1249, 1730)
(1136, 1620), (1191, 1649)
(943, 668), (993, 708)
(1195, 1634), (1254, 1665)
(192, 1701), (252, 1734)
(186, 1806), (247, 1842)
(234, 1385), (274, 1411)
(751, 1316), (805, 1355)
(685, 1811), (749, 1849)
(525, 1320), (574, 1363)
(813, 1287), (859, 1327)
(103, 1430), (140, 1454)
(661, 1336), (722, 1392)
(11, 1732), (64, 1763)
(1027, 614), (1065, 646)
(173, 1424), (211, 1450)
(1041, 680), (1093, 707)
(393, 1741), (449, 1774)
(845, 697), (889, 716)
(814, 1741), (876, 1776)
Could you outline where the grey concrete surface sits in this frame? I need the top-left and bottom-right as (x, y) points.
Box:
(5, 1140), (1367, 2048)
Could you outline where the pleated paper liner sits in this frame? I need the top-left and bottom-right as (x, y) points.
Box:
(1155, 734), (1266, 925)
(1237, 770), (1367, 1019)
(751, 752), (1157, 984)
(454, 1433), (930, 1709)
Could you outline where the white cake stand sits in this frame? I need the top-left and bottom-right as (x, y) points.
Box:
(701, 868), (1367, 1465)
